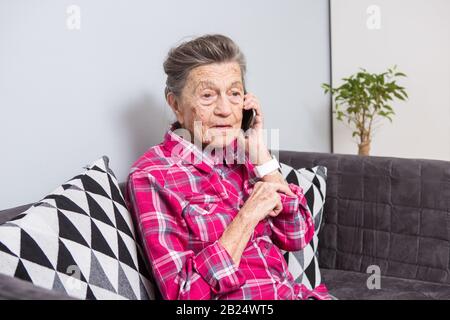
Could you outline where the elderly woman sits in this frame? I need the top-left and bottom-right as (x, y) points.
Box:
(125, 34), (330, 300)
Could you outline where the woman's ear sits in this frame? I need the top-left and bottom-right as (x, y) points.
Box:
(167, 92), (184, 125)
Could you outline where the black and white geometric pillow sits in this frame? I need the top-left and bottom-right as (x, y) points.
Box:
(279, 164), (327, 291)
(0, 156), (155, 300)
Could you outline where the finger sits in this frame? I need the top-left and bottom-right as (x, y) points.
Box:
(273, 197), (283, 214)
(252, 114), (264, 129)
(243, 94), (256, 103)
(243, 95), (258, 105)
(268, 182), (296, 197)
(268, 210), (279, 217)
(252, 103), (262, 118)
(244, 98), (260, 113)
(243, 98), (257, 109)
(244, 92), (255, 100)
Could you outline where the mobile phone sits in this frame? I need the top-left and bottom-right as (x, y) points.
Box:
(241, 89), (256, 131)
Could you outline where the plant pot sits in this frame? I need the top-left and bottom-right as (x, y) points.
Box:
(358, 140), (371, 156)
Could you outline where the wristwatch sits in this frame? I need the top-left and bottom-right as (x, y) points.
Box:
(254, 154), (281, 178)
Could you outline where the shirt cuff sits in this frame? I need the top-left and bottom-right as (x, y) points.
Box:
(193, 240), (246, 295)
(279, 183), (308, 215)
(245, 159), (261, 186)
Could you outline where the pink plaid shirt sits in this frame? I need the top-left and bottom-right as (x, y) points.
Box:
(125, 124), (331, 300)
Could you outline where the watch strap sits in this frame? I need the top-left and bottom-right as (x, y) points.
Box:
(254, 154), (281, 178)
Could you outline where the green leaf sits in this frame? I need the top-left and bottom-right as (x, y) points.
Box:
(383, 105), (394, 112)
(400, 90), (408, 99)
(393, 92), (405, 101)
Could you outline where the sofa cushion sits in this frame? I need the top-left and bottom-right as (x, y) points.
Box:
(279, 164), (328, 291)
(321, 268), (450, 300)
(0, 204), (33, 225)
(0, 156), (155, 300)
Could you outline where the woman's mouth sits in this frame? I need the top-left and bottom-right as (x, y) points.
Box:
(212, 125), (232, 129)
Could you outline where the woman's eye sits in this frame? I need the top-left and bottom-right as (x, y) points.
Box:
(232, 92), (240, 96)
(202, 93), (214, 98)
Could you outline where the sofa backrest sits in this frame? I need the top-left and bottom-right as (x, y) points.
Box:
(277, 150), (450, 285)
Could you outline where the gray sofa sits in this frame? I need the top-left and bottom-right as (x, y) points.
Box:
(1, 151), (449, 299)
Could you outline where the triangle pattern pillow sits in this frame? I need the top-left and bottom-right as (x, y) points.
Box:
(0, 156), (155, 300)
(279, 164), (327, 290)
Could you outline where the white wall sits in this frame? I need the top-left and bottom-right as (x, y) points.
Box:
(330, 0), (450, 160)
(0, 0), (331, 209)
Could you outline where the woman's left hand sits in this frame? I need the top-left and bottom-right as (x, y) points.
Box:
(238, 92), (272, 166)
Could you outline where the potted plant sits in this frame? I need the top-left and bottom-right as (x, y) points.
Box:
(322, 66), (408, 156)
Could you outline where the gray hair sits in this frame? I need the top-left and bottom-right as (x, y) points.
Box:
(163, 34), (247, 98)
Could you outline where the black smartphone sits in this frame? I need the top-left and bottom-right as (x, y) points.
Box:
(241, 89), (256, 131)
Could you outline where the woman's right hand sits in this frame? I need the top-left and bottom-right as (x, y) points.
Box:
(219, 181), (293, 266)
(239, 181), (292, 223)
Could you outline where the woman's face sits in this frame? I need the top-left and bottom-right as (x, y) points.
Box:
(169, 61), (245, 148)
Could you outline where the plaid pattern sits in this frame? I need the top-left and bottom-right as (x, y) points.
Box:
(124, 124), (331, 300)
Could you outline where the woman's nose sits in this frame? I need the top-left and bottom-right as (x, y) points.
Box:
(214, 95), (233, 116)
